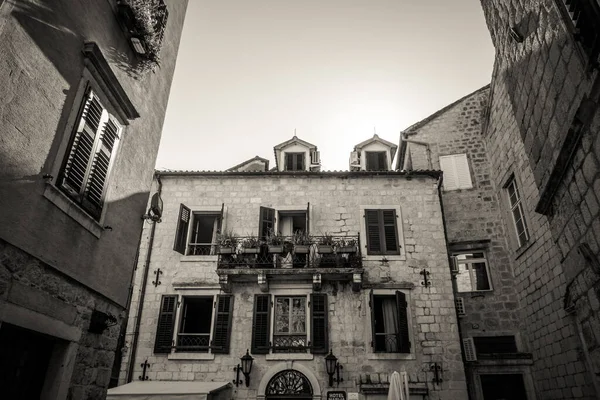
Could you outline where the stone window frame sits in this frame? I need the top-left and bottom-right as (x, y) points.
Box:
(364, 288), (416, 360)
(359, 205), (406, 261)
(471, 367), (537, 400)
(452, 251), (494, 293)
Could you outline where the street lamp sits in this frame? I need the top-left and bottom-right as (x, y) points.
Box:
(234, 349), (254, 387)
(325, 350), (343, 387)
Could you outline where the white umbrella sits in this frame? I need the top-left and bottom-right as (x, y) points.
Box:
(387, 371), (406, 400)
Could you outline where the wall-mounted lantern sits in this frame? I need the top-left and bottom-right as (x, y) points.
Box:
(325, 350), (343, 387)
(234, 349), (254, 387)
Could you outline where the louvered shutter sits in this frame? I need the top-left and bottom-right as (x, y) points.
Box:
(61, 90), (105, 200)
(296, 153), (305, 170)
(366, 152), (378, 171)
(463, 338), (477, 361)
(439, 155), (457, 190)
(454, 154), (473, 189)
(306, 202), (310, 233)
(369, 290), (377, 349)
(251, 294), (271, 354)
(154, 295), (177, 353)
(174, 204), (191, 254)
(365, 210), (381, 254)
(310, 293), (328, 354)
(395, 291), (411, 353)
(82, 117), (121, 218)
(259, 206), (276, 240)
(217, 203), (225, 234)
(285, 153), (294, 171)
(377, 152), (387, 171)
(382, 210), (399, 254)
(212, 295), (234, 353)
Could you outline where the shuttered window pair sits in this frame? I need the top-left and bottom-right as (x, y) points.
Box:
(154, 294), (234, 354)
(370, 291), (410, 353)
(439, 154), (473, 191)
(285, 153), (305, 171)
(173, 204), (224, 255)
(365, 209), (400, 255)
(366, 151), (387, 171)
(251, 293), (328, 354)
(59, 88), (122, 220)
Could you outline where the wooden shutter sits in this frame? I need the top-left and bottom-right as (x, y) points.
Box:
(377, 152), (387, 171)
(463, 338), (477, 361)
(365, 210), (381, 254)
(366, 152), (377, 171)
(439, 155), (457, 190)
(382, 210), (399, 254)
(251, 294), (271, 354)
(217, 203), (225, 234)
(174, 204), (191, 254)
(310, 293), (328, 354)
(395, 291), (410, 353)
(306, 202), (310, 233)
(212, 295), (234, 353)
(154, 295), (177, 353)
(259, 206), (276, 240)
(61, 90), (104, 199)
(369, 290), (377, 349)
(296, 153), (305, 170)
(82, 117), (121, 218)
(455, 154), (473, 189)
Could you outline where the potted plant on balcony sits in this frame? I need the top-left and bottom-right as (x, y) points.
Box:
(240, 236), (261, 254)
(292, 231), (311, 254)
(338, 238), (358, 253)
(217, 230), (238, 254)
(266, 230), (285, 254)
(317, 233), (335, 254)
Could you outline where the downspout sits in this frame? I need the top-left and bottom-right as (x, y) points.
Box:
(401, 132), (433, 170)
(127, 173), (162, 382)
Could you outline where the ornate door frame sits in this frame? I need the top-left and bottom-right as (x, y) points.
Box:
(257, 361), (322, 400)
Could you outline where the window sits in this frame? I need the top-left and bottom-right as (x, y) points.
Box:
(473, 336), (518, 355)
(506, 177), (529, 248)
(365, 151), (387, 171)
(453, 252), (492, 292)
(365, 209), (400, 255)
(439, 154), (472, 190)
(259, 205), (310, 239)
(369, 291), (410, 353)
(251, 293), (328, 354)
(173, 204), (223, 255)
(58, 88), (122, 220)
(284, 152), (305, 171)
(154, 294), (233, 354)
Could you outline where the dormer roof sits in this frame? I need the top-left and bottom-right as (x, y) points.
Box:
(353, 134), (398, 161)
(227, 156), (269, 172)
(273, 135), (318, 170)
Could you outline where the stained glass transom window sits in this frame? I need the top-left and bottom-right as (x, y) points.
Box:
(266, 369), (312, 396)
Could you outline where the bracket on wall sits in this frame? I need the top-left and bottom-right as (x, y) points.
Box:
(379, 257), (389, 265)
(420, 269), (431, 288)
(139, 359), (150, 381)
(152, 268), (162, 287)
(258, 272), (269, 292)
(313, 273), (322, 292)
(352, 273), (363, 292)
(430, 363), (443, 385)
(219, 275), (232, 293)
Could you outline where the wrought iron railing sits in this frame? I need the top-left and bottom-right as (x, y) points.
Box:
(216, 235), (362, 269)
(188, 243), (214, 256)
(373, 333), (401, 353)
(175, 333), (210, 352)
(272, 335), (308, 353)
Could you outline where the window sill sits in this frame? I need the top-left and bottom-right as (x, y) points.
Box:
(180, 255), (218, 262)
(514, 240), (536, 261)
(266, 353), (314, 361)
(367, 352), (415, 360)
(167, 352), (215, 360)
(363, 254), (406, 262)
(43, 183), (103, 238)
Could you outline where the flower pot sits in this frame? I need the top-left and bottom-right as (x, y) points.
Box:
(317, 245), (334, 254)
(338, 246), (357, 253)
(268, 245), (284, 254)
(217, 247), (235, 254)
(240, 248), (260, 254)
(294, 245), (310, 254)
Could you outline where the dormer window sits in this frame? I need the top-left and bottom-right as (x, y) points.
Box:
(285, 153), (305, 171)
(366, 151), (387, 171)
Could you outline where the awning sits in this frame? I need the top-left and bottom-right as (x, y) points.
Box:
(107, 381), (232, 400)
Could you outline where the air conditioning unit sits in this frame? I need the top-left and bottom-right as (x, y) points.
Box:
(455, 298), (466, 316)
(311, 150), (321, 165)
(349, 151), (360, 167)
(450, 256), (458, 273)
(462, 338), (477, 361)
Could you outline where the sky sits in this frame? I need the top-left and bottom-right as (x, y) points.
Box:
(155, 0), (495, 172)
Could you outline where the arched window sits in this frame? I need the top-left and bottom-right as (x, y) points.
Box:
(266, 369), (313, 399)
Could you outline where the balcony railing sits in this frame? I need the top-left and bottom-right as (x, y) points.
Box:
(175, 333), (210, 352)
(216, 235), (362, 269)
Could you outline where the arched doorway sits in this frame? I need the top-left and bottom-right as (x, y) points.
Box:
(265, 369), (313, 400)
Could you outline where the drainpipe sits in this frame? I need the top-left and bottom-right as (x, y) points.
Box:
(401, 132), (432, 170)
(127, 173), (162, 382)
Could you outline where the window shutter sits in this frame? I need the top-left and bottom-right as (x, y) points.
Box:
(365, 210), (381, 254)
(310, 293), (328, 354)
(61, 90), (104, 199)
(154, 295), (177, 353)
(366, 152), (378, 171)
(306, 202), (310, 233)
(463, 338), (477, 361)
(212, 295), (234, 354)
(251, 294), (271, 354)
(82, 117), (121, 218)
(369, 290), (376, 348)
(296, 153), (305, 170)
(217, 203), (225, 234)
(382, 210), (399, 254)
(173, 204), (191, 254)
(455, 154), (472, 189)
(259, 206), (276, 240)
(285, 153), (293, 171)
(395, 291), (410, 353)
(378, 152), (387, 171)
(439, 156), (457, 190)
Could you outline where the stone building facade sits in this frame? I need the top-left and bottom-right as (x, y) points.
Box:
(118, 137), (468, 400)
(0, 1), (187, 399)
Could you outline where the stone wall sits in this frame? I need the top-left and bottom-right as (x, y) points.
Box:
(480, 0), (600, 398)
(120, 173), (468, 399)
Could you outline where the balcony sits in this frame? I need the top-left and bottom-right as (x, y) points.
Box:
(215, 235), (364, 292)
